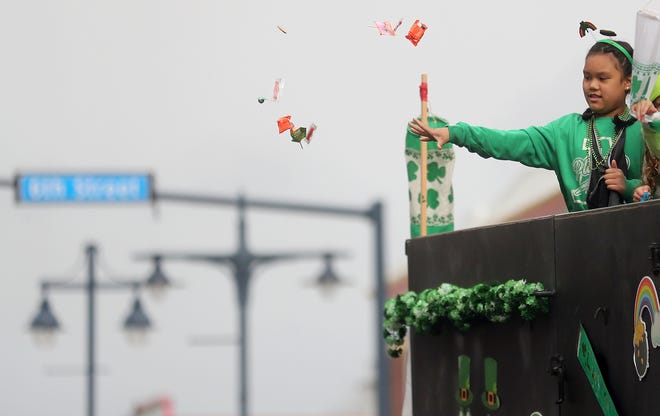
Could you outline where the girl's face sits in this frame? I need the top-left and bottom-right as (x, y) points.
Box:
(654, 97), (660, 111)
(582, 53), (631, 117)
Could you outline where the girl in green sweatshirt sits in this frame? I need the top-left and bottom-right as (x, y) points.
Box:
(409, 40), (659, 212)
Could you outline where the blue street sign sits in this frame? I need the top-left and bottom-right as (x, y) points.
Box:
(16, 173), (153, 203)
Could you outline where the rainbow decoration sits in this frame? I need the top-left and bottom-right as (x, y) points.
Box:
(633, 276), (660, 380)
(634, 276), (660, 325)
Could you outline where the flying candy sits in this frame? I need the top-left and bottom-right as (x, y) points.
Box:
(374, 19), (402, 36)
(277, 116), (316, 148)
(290, 126), (307, 143)
(273, 78), (283, 100)
(277, 115), (293, 133)
(258, 78), (285, 104)
(277, 25), (287, 34)
(305, 123), (317, 144)
(405, 20), (427, 46)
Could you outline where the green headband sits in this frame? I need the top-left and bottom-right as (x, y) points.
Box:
(597, 39), (633, 65)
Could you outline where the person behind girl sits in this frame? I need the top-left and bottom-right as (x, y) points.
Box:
(409, 39), (660, 212)
(632, 74), (660, 202)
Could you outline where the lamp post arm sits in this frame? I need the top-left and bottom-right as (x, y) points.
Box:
(154, 191), (238, 206)
(41, 280), (84, 290)
(43, 280), (142, 291)
(253, 251), (348, 267)
(136, 252), (237, 266)
(246, 197), (368, 218)
(154, 190), (371, 219)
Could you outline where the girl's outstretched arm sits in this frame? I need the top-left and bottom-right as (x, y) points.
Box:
(408, 118), (450, 146)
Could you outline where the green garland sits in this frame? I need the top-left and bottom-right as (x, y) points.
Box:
(383, 279), (550, 358)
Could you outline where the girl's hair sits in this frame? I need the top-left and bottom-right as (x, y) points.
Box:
(587, 40), (634, 77)
(643, 146), (660, 192)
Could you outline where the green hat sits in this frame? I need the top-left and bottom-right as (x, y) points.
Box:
(652, 73), (660, 102)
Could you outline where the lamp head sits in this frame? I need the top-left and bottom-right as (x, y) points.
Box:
(145, 256), (171, 300)
(315, 254), (344, 297)
(123, 296), (152, 344)
(29, 297), (60, 346)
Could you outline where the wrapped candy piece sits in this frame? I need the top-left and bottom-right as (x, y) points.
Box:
(405, 20), (427, 46)
(277, 115), (293, 133)
(375, 21), (395, 36)
(273, 78), (283, 101)
(305, 123), (317, 144)
(374, 19), (402, 36)
(290, 126), (307, 143)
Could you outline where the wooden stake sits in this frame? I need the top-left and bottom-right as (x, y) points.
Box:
(420, 74), (428, 236)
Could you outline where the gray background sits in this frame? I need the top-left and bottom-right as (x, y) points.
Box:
(0, 0), (646, 415)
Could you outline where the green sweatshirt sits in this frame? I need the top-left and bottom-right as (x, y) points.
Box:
(448, 113), (644, 212)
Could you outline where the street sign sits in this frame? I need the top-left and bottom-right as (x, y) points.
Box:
(16, 173), (153, 203)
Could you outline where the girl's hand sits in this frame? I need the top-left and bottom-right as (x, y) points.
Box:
(604, 159), (625, 194)
(408, 118), (450, 146)
(631, 99), (658, 122)
(633, 185), (652, 202)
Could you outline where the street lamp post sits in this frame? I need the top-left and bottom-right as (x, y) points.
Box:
(29, 243), (153, 416)
(140, 195), (348, 416)
(0, 176), (390, 416)
(152, 191), (389, 416)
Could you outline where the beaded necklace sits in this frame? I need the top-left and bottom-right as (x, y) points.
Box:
(587, 107), (632, 172)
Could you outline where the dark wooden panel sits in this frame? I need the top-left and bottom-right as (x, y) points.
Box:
(406, 217), (558, 416)
(554, 200), (660, 415)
